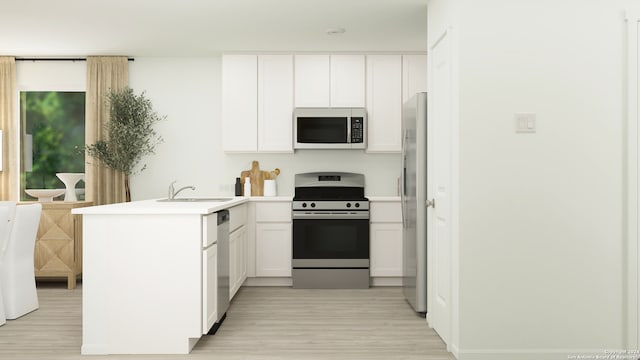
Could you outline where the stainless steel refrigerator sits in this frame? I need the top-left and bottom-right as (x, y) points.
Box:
(402, 92), (427, 314)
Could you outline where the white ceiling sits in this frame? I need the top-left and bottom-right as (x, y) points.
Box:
(1, 0), (428, 57)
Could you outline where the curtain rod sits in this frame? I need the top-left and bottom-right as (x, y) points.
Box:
(15, 57), (135, 62)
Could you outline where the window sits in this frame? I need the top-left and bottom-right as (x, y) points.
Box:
(20, 91), (85, 201)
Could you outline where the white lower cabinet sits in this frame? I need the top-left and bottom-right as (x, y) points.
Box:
(202, 243), (217, 333)
(370, 200), (403, 277)
(370, 223), (402, 276)
(229, 204), (248, 300)
(229, 226), (247, 299)
(255, 223), (292, 276)
(254, 202), (292, 277)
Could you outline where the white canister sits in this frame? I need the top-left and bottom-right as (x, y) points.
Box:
(263, 180), (277, 196)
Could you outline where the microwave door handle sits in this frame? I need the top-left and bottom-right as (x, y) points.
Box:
(347, 116), (351, 144)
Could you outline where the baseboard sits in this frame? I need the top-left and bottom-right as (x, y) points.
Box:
(243, 277), (402, 287)
(453, 348), (628, 360)
(370, 277), (402, 286)
(243, 277), (293, 287)
(81, 344), (109, 355)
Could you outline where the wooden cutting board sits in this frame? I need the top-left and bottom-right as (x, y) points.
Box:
(240, 161), (280, 196)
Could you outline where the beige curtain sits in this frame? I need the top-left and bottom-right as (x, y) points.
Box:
(0, 57), (18, 200)
(85, 56), (129, 205)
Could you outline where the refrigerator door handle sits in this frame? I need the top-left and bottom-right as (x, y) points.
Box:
(401, 130), (408, 227)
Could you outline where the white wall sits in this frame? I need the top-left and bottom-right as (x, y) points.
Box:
(128, 57), (401, 199)
(16, 60), (86, 91)
(12, 57), (401, 200)
(428, 0), (633, 358)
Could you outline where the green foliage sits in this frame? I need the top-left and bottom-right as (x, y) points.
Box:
(85, 87), (164, 176)
(21, 91), (85, 192)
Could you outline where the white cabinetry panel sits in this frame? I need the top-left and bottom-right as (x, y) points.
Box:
(255, 223), (292, 277)
(258, 55), (294, 152)
(202, 243), (217, 333)
(370, 223), (402, 277)
(222, 55), (257, 152)
(370, 201), (403, 277)
(229, 203), (248, 300)
(366, 55), (402, 153)
(254, 201), (292, 277)
(294, 55), (330, 107)
(330, 55), (365, 107)
(229, 203), (247, 233)
(402, 55), (428, 103)
(229, 226), (247, 299)
(255, 202), (291, 222)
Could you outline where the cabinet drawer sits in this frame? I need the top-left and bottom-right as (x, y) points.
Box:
(370, 202), (402, 223)
(229, 204), (247, 232)
(255, 202), (291, 222)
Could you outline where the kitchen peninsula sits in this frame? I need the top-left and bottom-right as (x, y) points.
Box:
(73, 197), (252, 355)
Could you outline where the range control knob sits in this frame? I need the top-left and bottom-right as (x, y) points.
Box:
(310, 203), (316, 208)
(355, 203), (360, 208)
(346, 203), (352, 208)
(302, 203), (307, 208)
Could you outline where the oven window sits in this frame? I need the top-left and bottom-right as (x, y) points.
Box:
(293, 218), (369, 259)
(296, 117), (347, 143)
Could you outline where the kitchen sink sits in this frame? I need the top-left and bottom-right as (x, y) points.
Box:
(157, 197), (234, 202)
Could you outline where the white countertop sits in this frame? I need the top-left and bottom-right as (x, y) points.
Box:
(72, 195), (395, 216)
(72, 195), (294, 215)
(367, 196), (401, 202)
(72, 197), (249, 215)
(246, 195), (293, 202)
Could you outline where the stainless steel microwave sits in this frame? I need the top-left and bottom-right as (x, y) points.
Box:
(293, 108), (367, 150)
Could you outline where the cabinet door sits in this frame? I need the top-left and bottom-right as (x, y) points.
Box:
(402, 55), (428, 103)
(366, 55), (402, 152)
(294, 55), (330, 107)
(258, 55), (294, 152)
(202, 244), (217, 334)
(34, 207), (75, 274)
(229, 229), (239, 299)
(222, 55), (258, 152)
(370, 223), (403, 277)
(239, 226), (247, 283)
(256, 223), (292, 277)
(330, 55), (365, 107)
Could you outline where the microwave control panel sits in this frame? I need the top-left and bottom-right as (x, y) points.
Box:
(351, 117), (364, 143)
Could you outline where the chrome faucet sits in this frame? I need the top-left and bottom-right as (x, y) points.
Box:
(168, 181), (196, 200)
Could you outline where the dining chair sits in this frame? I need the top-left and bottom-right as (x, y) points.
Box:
(1, 203), (42, 320)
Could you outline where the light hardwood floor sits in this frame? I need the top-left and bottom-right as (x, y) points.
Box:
(0, 282), (454, 360)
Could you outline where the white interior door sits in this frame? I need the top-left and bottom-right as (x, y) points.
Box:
(631, 12), (640, 351)
(637, 16), (640, 349)
(428, 30), (452, 345)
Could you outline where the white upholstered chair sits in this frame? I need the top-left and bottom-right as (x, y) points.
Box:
(0, 203), (41, 320)
(0, 201), (17, 326)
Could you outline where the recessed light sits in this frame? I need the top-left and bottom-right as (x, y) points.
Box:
(326, 28), (346, 35)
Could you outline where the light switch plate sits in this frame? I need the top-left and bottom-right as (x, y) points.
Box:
(515, 113), (536, 133)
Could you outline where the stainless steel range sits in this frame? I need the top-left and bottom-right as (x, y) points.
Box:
(292, 172), (370, 289)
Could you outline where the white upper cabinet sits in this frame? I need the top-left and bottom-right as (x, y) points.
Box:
(223, 54), (294, 153)
(222, 55), (258, 152)
(294, 55), (330, 107)
(223, 53), (426, 153)
(330, 55), (365, 107)
(294, 54), (365, 108)
(402, 55), (428, 103)
(366, 55), (403, 153)
(258, 55), (294, 152)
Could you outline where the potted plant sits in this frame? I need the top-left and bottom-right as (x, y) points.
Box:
(85, 87), (164, 202)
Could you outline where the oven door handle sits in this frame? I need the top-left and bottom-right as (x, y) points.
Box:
(292, 212), (370, 220)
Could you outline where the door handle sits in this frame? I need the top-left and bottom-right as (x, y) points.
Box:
(426, 199), (435, 208)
